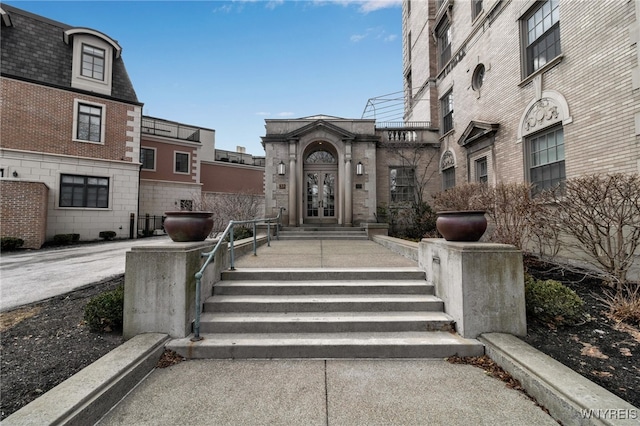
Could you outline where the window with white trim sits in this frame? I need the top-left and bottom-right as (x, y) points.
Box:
(81, 44), (105, 81)
(522, 0), (560, 77)
(175, 152), (190, 174)
(74, 101), (105, 143)
(140, 147), (156, 170)
(59, 174), (109, 208)
(527, 126), (565, 193)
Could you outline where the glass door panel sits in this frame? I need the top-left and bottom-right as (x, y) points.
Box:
(323, 173), (335, 217)
(306, 173), (319, 217)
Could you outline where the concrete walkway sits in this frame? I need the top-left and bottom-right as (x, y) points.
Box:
(233, 239), (417, 268)
(97, 240), (559, 425)
(97, 358), (557, 426)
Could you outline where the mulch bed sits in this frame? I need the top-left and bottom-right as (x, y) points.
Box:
(521, 257), (640, 408)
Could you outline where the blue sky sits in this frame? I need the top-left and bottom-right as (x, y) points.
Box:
(8, 1), (403, 155)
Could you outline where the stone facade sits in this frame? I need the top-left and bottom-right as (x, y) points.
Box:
(262, 116), (440, 227)
(402, 0), (640, 187)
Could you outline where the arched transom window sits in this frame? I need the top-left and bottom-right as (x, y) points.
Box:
(305, 150), (336, 164)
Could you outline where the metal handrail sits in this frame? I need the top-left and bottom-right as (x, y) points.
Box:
(191, 207), (285, 341)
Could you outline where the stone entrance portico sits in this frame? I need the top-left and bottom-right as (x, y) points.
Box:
(262, 115), (380, 227)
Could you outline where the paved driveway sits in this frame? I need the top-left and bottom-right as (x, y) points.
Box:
(0, 236), (170, 312)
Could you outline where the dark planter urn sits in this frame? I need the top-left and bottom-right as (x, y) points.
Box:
(436, 210), (487, 242)
(163, 211), (214, 242)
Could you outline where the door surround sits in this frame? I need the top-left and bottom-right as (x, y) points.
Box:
(302, 142), (339, 224)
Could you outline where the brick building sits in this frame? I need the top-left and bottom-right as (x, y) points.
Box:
(1, 4), (142, 248)
(0, 5), (265, 247)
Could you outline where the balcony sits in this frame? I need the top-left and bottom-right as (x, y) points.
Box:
(375, 121), (439, 144)
(141, 117), (200, 142)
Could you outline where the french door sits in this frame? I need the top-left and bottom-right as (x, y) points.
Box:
(305, 171), (336, 219)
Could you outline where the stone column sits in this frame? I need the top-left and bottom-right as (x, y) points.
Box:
(288, 142), (297, 226)
(344, 159), (353, 226)
(344, 141), (353, 226)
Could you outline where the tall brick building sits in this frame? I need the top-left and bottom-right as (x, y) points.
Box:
(402, 0), (639, 187)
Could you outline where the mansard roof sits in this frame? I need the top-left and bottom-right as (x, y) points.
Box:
(0, 4), (139, 104)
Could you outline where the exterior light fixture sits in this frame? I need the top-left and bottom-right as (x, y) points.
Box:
(356, 161), (364, 176)
(277, 161), (286, 176)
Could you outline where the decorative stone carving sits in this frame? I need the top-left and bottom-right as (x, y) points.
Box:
(524, 98), (560, 132)
(441, 150), (455, 169)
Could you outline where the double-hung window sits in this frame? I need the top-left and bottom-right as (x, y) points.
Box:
(523, 0), (560, 77)
(527, 126), (565, 193)
(81, 44), (105, 81)
(442, 167), (456, 190)
(140, 147), (156, 170)
(441, 90), (454, 134)
(175, 152), (190, 174)
(472, 0), (483, 21)
(437, 21), (452, 70)
(76, 103), (103, 143)
(390, 167), (415, 204)
(475, 157), (488, 183)
(59, 174), (109, 208)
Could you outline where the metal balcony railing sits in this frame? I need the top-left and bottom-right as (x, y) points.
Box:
(141, 117), (200, 142)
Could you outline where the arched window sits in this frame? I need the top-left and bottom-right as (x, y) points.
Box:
(305, 150), (336, 164)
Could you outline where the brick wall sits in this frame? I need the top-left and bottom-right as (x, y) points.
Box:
(1, 78), (135, 162)
(0, 180), (48, 249)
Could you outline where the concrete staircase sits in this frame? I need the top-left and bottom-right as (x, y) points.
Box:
(279, 226), (368, 240)
(167, 268), (484, 359)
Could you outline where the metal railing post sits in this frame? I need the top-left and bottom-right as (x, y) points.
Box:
(267, 221), (271, 247)
(192, 273), (203, 341)
(229, 224), (235, 270)
(253, 222), (257, 256)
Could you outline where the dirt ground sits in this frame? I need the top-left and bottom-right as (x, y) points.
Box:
(1, 261), (638, 420)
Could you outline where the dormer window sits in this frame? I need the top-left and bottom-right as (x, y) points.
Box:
(81, 44), (105, 81)
(65, 28), (122, 96)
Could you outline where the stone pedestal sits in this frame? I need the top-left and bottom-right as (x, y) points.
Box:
(418, 238), (526, 339)
(123, 240), (221, 339)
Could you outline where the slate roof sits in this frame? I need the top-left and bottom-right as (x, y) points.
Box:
(0, 4), (140, 104)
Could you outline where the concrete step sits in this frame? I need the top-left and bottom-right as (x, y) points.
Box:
(167, 331), (485, 359)
(203, 294), (444, 313)
(198, 311), (454, 333)
(279, 226), (368, 240)
(281, 226), (365, 232)
(221, 268), (426, 281)
(279, 234), (369, 241)
(213, 280), (434, 296)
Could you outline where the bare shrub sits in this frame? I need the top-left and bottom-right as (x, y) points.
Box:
(192, 192), (264, 237)
(486, 182), (557, 251)
(552, 173), (640, 289)
(595, 284), (640, 326)
(432, 182), (489, 212)
(432, 182), (547, 251)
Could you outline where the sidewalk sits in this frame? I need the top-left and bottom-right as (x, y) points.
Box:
(97, 358), (557, 426)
